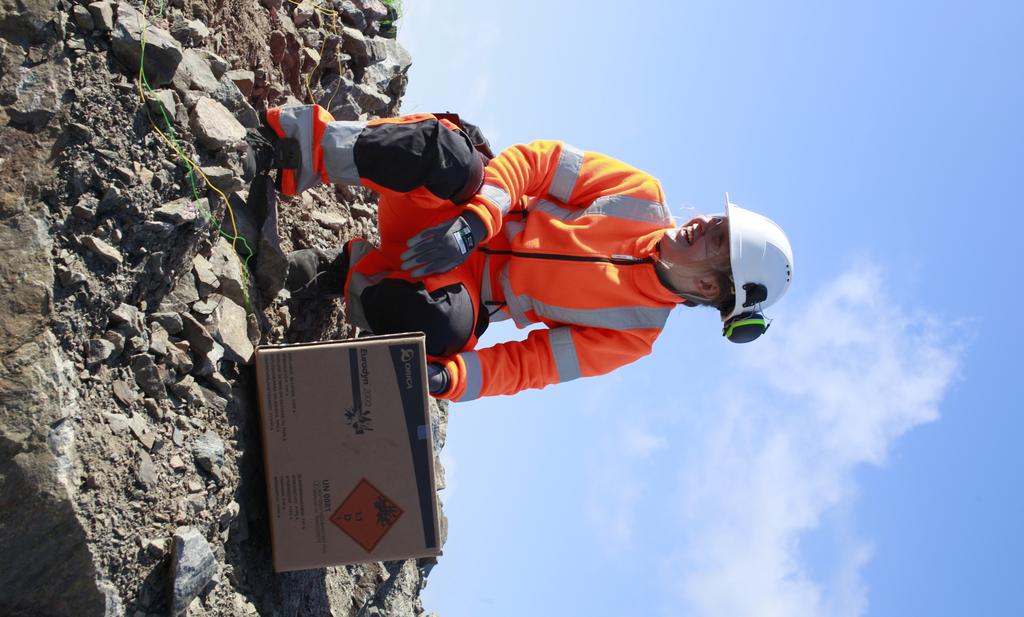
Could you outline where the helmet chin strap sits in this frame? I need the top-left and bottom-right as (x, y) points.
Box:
(674, 291), (710, 306)
(653, 256), (705, 305)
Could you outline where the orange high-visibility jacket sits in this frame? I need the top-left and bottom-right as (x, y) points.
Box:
(437, 140), (682, 401)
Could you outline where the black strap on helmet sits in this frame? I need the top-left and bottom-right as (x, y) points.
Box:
(741, 283), (768, 308)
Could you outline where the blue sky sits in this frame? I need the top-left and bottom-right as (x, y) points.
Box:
(396, 1), (1023, 615)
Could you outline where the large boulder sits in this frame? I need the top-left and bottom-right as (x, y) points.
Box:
(207, 236), (248, 307)
(171, 48), (221, 94)
(211, 76), (260, 128)
(341, 26), (369, 63)
(189, 96), (246, 150)
(170, 526), (217, 615)
(170, 17), (209, 46)
(86, 1), (114, 32)
(210, 295), (254, 364)
(111, 2), (183, 87)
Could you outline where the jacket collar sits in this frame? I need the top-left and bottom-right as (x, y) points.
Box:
(636, 229), (686, 305)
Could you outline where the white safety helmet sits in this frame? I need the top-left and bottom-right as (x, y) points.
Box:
(720, 193), (794, 343)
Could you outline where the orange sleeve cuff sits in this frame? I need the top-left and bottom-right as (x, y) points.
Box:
(433, 356), (466, 401)
(463, 200), (498, 242)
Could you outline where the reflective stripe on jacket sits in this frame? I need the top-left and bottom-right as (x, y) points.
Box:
(438, 140), (682, 401)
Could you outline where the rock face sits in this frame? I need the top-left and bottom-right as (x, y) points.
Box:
(0, 2), (112, 613)
(1, 1), (440, 616)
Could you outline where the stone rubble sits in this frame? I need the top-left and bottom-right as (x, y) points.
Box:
(2, 0), (440, 615)
(312, 209), (348, 231)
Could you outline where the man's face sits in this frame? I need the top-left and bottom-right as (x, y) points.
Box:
(660, 215), (730, 267)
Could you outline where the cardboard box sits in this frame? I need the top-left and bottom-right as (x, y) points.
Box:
(254, 333), (441, 571)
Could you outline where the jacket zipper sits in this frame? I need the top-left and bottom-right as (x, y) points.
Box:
(479, 247), (654, 266)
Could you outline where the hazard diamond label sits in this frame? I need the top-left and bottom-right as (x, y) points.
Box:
(330, 478), (404, 552)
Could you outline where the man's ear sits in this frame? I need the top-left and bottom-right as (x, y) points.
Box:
(695, 276), (721, 299)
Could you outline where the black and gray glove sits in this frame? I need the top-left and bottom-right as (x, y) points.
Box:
(427, 362), (450, 396)
(400, 210), (487, 278)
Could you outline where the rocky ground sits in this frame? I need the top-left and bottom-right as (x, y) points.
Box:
(0, 0), (449, 615)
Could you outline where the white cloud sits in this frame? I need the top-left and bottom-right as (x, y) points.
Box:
(656, 263), (961, 617)
(585, 470), (641, 549)
(583, 419), (668, 551)
(622, 425), (669, 458)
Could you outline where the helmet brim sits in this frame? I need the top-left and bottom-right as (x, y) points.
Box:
(724, 194), (744, 321)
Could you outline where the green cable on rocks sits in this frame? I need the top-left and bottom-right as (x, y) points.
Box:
(137, 0), (257, 309)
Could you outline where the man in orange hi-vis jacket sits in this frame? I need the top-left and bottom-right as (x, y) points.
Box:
(252, 105), (794, 402)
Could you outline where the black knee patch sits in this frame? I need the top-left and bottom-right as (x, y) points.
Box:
(354, 120), (482, 203)
(360, 280), (484, 357)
